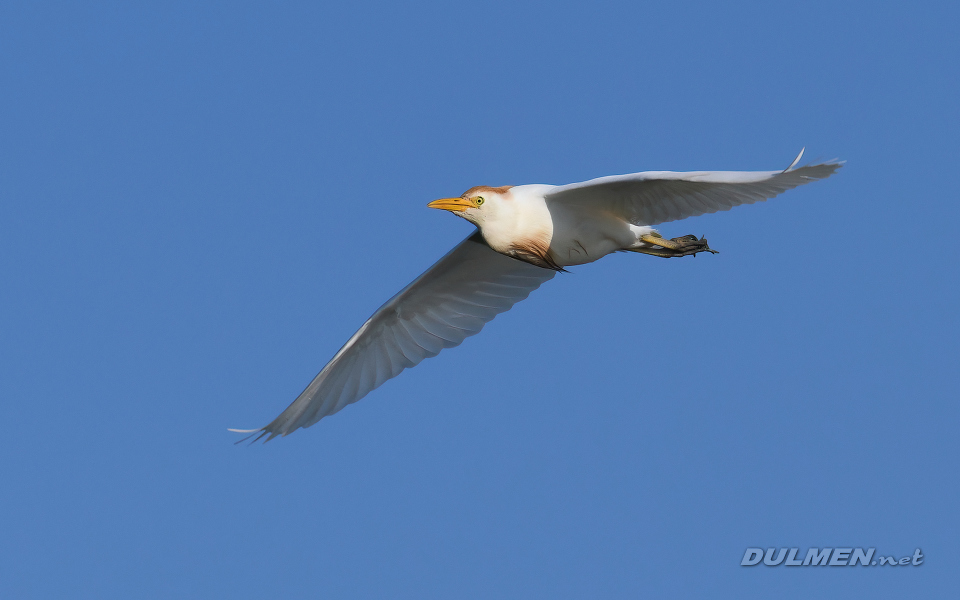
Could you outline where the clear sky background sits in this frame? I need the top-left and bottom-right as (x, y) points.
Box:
(1, 1), (958, 598)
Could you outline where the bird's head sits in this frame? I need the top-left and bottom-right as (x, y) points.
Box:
(427, 185), (513, 227)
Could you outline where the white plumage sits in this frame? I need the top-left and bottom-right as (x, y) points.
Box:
(233, 150), (841, 440)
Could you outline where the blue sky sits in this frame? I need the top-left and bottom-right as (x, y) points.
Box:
(1, 1), (958, 598)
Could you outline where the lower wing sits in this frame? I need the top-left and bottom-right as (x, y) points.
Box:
(233, 231), (556, 441)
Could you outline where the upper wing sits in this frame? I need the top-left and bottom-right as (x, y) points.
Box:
(235, 231), (555, 441)
(546, 153), (842, 226)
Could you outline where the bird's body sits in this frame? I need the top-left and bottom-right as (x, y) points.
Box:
(233, 150), (842, 441)
(472, 184), (654, 268)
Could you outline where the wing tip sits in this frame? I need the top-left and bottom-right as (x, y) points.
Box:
(784, 148), (846, 174)
(228, 426), (280, 445)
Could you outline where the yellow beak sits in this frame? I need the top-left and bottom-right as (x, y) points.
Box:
(427, 197), (473, 212)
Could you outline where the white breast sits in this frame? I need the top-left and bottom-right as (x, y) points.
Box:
(478, 185), (554, 256)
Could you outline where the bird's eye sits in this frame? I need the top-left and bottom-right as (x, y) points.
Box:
(476, 196), (484, 206)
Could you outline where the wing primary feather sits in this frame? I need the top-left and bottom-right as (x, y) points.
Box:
(784, 147), (805, 172)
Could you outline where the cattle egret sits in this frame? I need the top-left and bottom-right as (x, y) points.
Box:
(233, 150), (841, 441)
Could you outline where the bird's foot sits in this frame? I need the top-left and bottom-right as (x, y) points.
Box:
(631, 233), (718, 258)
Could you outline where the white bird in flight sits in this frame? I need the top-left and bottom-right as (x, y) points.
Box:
(233, 149), (841, 441)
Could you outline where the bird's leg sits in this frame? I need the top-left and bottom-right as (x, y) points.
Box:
(627, 233), (718, 258)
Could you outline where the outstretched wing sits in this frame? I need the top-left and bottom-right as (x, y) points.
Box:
(546, 152), (842, 226)
(234, 231), (555, 441)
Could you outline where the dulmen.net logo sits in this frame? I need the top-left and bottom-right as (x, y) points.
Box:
(741, 548), (924, 567)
